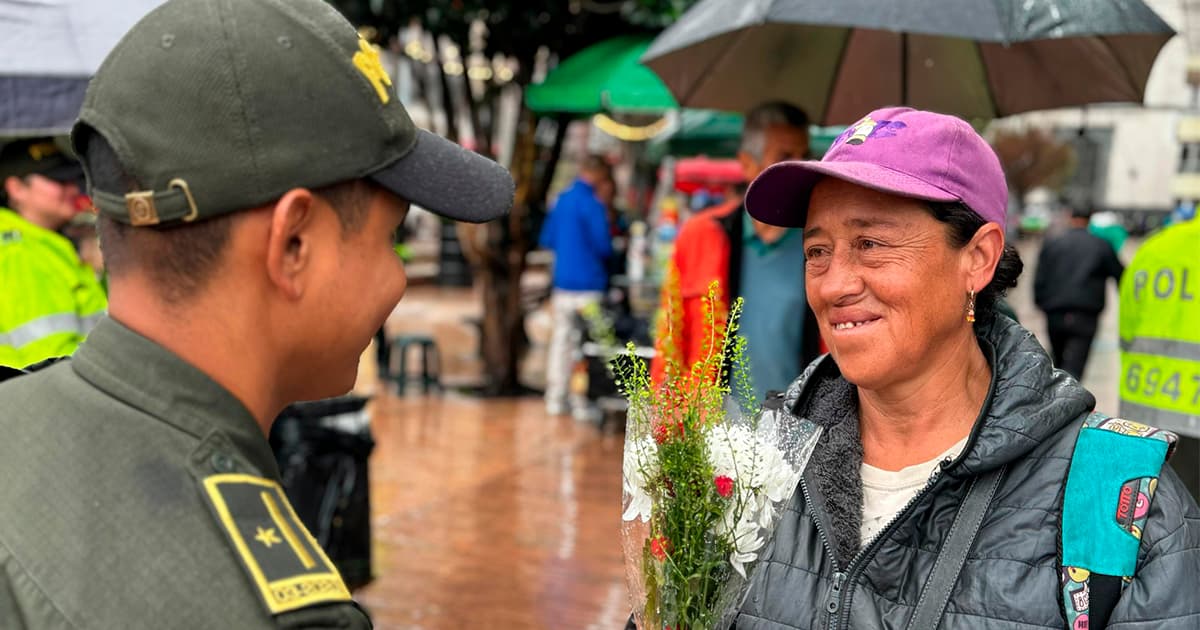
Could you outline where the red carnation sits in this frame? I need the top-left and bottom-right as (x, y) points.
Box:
(653, 423), (671, 445)
(650, 536), (672, 561)
(714, 475), (734, 499)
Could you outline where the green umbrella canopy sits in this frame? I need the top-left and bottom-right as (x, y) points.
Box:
(526, 35), (677, 114)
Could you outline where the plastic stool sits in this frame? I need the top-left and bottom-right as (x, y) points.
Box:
(390, 335), (441, 394)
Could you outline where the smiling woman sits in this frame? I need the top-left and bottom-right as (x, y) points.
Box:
(727, 107), (1200, 630)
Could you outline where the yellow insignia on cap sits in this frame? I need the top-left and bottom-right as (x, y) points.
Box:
(353, 37), (392, 104)
(27, 141), (60, 161)
(200, 474), (352, 615)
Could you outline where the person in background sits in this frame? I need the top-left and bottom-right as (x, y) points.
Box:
(539, 155), (614, 416)
(1034, 205), (1124, 380)
(651, 102), (820, 401)
(596, 177), (621, 233)
(1168, 199), (1196, 226)
(1088, 207), (1129, 254)
(597, 176), (631, 282)
(0, 137), (107, 367)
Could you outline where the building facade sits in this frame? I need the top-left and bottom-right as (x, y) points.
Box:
(993, 0), (1194, 229)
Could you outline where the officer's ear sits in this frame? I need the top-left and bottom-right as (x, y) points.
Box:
(264, 188), (321, 300)
(3, 176), (26, 203)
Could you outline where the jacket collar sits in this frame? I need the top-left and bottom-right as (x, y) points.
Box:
(71, 316), (278, 478)
(570, 178), (595, 195)
(952, 313), (1094, 477)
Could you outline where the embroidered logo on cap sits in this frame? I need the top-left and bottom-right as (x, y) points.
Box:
(836, 116), (908, 146)
(353, 37), (393, 104)
(26, 141), (60, 161)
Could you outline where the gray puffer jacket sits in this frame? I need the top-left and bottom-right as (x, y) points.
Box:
(736, 314), (1200, 629)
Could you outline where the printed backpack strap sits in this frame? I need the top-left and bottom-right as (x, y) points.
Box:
(1060, 412), (1178, 630)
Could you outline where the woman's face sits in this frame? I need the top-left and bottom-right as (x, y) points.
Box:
(803, 178), (990, 391)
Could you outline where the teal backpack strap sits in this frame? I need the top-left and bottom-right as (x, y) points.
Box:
(1060, 412), (1178, 630)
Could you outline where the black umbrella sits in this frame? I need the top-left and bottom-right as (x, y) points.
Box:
(0, 0), (168, 136)
(642, 0), (1175, 124)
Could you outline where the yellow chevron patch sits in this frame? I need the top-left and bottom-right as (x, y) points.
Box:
(200, 473), (351, 614)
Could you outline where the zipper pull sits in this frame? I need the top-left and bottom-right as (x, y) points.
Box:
(825, 571), (847, 617)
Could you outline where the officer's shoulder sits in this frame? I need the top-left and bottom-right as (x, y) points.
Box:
(1139, 221), (1197, 254)
(0, 359), (89, 434)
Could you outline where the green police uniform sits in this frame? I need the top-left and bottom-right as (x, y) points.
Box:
(1118, 218), (1200, 435)
(0, 318), (369, 628)
(0, 0), (512, 626)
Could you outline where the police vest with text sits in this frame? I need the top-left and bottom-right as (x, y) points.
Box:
(1117, 219), (1200, 432)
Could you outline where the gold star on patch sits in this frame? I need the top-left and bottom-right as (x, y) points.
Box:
(255, 526), (282, 549)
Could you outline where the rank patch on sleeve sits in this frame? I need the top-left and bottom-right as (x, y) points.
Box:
(200, 473), (352, 614)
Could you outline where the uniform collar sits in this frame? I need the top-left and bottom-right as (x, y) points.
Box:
(71, 316), (278, 478)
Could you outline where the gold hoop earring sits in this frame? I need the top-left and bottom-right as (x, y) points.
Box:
(966, 289), (976, 324)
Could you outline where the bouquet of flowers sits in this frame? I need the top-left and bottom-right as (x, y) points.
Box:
(614, 279), (822, 630)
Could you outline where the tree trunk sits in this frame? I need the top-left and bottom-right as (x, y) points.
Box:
(457, 107), (572, 396)
(457, 107), (531, 395)
(427, 45), (573, 396)
(535, 115), (571, 208)
(430, 35), (460, 144)
(465, 80), (495, 157)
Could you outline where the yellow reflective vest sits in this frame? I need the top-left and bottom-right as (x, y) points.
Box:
(0, 208), (107, 368)
(1118, 218), (1200, 437)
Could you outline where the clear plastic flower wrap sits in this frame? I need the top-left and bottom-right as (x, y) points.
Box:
(613, 281), (823, 630)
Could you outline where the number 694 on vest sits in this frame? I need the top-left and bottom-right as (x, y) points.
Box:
(1123, 357), (1200, 412)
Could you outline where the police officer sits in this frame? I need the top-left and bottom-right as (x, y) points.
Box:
(0, 0), (512, 627)
(1119, 216), (1200, 498)
(0, 138), (107, 367)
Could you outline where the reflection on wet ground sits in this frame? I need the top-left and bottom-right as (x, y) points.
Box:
(356, 394), (630, 629)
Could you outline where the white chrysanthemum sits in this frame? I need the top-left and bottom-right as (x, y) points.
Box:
(622, 437), (659, 522)
(620, 422), (807, 576)
(704, 424), (803, 578)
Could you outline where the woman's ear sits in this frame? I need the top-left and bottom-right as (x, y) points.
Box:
(265, 188), (318, 300)
(965, 223), (1005, 292)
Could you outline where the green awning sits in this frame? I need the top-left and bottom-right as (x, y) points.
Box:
(525, 35), (677, 114)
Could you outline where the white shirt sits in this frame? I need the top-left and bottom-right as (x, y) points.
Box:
(860, 436), (969, 545)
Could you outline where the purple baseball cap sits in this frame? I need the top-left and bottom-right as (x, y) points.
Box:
(745, 107), (1007, 228)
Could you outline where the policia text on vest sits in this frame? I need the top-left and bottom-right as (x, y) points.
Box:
(1120, 218), (1200, 498)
